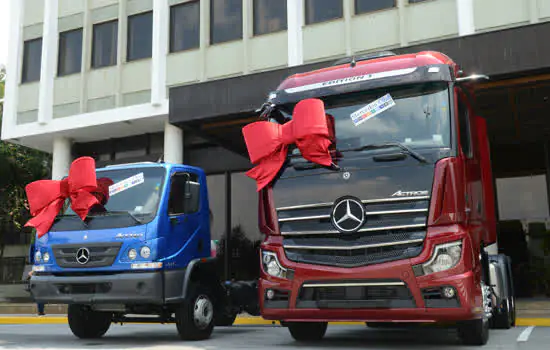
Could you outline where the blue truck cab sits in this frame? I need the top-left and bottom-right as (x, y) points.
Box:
(29, 162), (258, 340)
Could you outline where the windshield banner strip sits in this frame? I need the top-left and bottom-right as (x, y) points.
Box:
(283, 67), (417, 94)
(109, 172), (144, 197)
(350, 93), (396, 126)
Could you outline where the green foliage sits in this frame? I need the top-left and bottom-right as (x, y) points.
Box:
(0, 66), (51, 247)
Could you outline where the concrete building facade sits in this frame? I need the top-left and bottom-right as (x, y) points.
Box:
(2, 0), (550, 300)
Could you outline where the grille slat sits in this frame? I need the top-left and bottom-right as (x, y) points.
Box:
(278, 196), (429, 267)
(297, 280), (416, 309)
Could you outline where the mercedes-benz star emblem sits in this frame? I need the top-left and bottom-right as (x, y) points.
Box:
(76, 248), (90, 265)
(331, 196), (366, 233)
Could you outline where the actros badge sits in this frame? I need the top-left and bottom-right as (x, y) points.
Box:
(331, 196), (366, 233)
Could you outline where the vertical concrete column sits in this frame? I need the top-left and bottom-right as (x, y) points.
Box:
(529, 0), (540, 24)
(199, 0), (209, 81)
(115, 0), (127, 107)
(38, 0), (59, 125)
(456, 0), (475, 36)
(152, 0), (169, 106)
(52, 137), (72, 180)
(164, 121), (183, 164)
(1, 0), (25, 136)
(343, 0), (353, 56)
(287, 0), (304, 67)
(80, 0), (92, 113)
(397, 0), (408, 47)
(242, 0), (252, 74)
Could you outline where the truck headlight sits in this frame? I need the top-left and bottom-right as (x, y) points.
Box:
(128, 248), (137, 260)
(43, 252), (50, 263)
(34, 251), (42, 263)
(140, 246), (151, 259)
(422, 241), (462, 275)
(262, 251), (291, 279)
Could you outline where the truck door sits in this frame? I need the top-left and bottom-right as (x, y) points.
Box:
(165, 171), (208, 268)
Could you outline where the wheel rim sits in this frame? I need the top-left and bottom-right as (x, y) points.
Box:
(193, 295), (213, 330)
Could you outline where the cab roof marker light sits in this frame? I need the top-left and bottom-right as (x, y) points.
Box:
(455, 74), (490, 83)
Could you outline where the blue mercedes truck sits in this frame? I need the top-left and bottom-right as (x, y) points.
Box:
(29, 162), (259, 340)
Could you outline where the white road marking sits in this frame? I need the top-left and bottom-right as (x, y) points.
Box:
(517, 326), (535, 342)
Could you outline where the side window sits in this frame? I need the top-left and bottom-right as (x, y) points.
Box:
(168, 173), (200, 215)
(457, 95), (472, 158)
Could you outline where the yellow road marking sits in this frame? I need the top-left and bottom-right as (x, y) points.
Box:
(0, 317), (548, 327)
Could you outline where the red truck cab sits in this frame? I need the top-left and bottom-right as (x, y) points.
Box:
(250, 51), (514, 346)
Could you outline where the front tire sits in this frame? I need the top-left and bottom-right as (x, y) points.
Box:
(492, 298), (512, 329)
(175, 285), (215, 340)
(457, 317), (489, 346)
(67, 305), (112, 339)
(287, 322), (328, 342)
(214, 312), (237, 327)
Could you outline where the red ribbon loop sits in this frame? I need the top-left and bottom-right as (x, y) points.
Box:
(25, 157), (100, 238)
(242, 98), (333, 191)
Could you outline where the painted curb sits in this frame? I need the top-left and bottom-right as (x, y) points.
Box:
(0, 317), (549, 327)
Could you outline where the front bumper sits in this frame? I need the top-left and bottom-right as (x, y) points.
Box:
(30, 271), (164, 305)
(260, 231), (483, 323)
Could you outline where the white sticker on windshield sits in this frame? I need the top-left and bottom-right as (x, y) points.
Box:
(350, 93), (396, 126)
(109, 173), (144, 197)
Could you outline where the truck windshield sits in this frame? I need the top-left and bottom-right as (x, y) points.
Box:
(61, 167), (166, 224)
(278, 82), (451, 153)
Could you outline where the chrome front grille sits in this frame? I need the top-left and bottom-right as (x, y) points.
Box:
(278, 196), (429, 268)
(52, 242), (122, 268)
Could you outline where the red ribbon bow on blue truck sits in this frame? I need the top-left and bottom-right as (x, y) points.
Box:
(242, 98), (334, 191)
(24, 157), (108, 238)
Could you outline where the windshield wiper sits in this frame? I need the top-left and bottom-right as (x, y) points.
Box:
(92, 210), (144, 225)
(339, 142), (428, 163)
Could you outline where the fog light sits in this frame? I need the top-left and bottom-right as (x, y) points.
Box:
(442, 287), (456, 299)
(128, 249), (137, 260)
(266, 289), (275, 300)
(34, 251), (42, 262)
(43, 252), (50, 263)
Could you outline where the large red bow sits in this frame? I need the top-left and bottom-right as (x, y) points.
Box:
(242, 98), (333, 191)
(25, 157), (100, 238)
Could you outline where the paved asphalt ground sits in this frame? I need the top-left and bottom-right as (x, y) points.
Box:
(0, 323), (547, 350)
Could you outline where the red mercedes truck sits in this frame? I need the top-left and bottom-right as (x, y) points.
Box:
(245, 51), (515, 346)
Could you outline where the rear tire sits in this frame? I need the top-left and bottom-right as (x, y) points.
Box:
(67, 305), (112, 339)
(175, 285), (215, 340)
(457, 317), (489, 346)
(287, 322), (328, 342)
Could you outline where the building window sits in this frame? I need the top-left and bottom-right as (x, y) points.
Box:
(253, 0), (287, 36)
(127, 11), (153, 61)
(58, 28), (83, 76)
(92, 20), (118, 68)
(21, 38), (42, 83)
(305, 0), (343, 25)
(210, 0), (243, 45)
(170, 1), (200, 52)
(355, 0), (395, 14)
